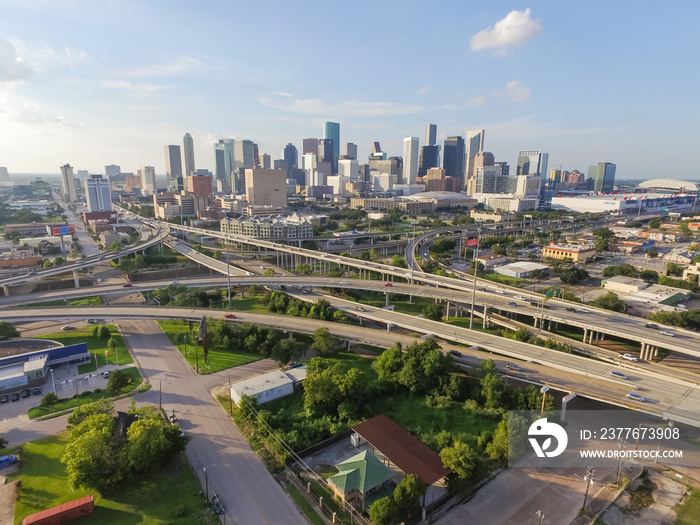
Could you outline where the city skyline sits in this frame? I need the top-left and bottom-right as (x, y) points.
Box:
(1, 1), (698, 179)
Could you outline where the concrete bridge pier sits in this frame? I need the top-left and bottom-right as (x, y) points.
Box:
(73, 270), (80, 288)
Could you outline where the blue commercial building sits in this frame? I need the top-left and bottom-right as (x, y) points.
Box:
(0, 342), (91, 392)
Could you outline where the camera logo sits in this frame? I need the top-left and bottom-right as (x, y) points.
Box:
(528, 418), (568, 458)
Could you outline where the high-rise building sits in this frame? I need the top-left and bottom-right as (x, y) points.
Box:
(341, 142), (357, 160)
(425, 124), (437, 146)
(245, 168), (287, 208)
(589, 162), (616, 192)
(259, 154), (271, 169)
(318, 138), (334, 167)
(84, 174), (112, 212)
(164, 145), (183, 191)
(138, 166), (156, 195)
(183, 133), (195, 177)
(124, 174), (141, 193)
(274, 159), (289, 175)
(517, 149), (549, 197)
(425, 168), (446, 191)
(186, 174), (213, 196)
(0, 167), (9, 180)
(323, 122), (340, 174)
(283, 143), (298, 177)
(418, 145), (440, 177)
(443, 136), (465, 180)
(303, 138), (318, 156)
(105, 164), (121, 176)
(214, 139), (235, 192)
(60, 164), (77, 202)
(464, 129), (485, 189)
(338, 159), (359, 179)
(403, 137), (420, 185)
(233, 140), (255, 194)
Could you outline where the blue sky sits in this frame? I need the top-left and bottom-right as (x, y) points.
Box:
(1, 1), (698, 179)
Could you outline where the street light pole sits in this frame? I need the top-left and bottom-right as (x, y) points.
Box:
(50, 368), (56, 393)
(226, 232), (231, 309)
(411, 221), (417, 284)
(469, 227), (482, 330)
(581, 466), (595, 512)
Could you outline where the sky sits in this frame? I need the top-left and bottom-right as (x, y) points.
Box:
(1, 0), (699, 180)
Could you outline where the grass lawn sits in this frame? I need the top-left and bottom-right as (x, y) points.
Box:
(480, 272), (533, 288)
(286, 483), (325, 525)
(23, 296), (104, 308)
(28, 367), (142, 419)
(37, 325), (133, 374)
(676, 489), (700, 525)
(8, 435), (219, 525)
(157, 319), (263, 374)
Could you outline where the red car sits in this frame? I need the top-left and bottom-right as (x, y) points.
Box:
(224, 313), (236, 319)
(384, 283), (392, 287)
(122, 283), (132, 288)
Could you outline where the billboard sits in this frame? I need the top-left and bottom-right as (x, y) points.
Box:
(46, 224), (76, 236)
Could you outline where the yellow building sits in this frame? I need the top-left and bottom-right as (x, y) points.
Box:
(542, 243), (596, 263)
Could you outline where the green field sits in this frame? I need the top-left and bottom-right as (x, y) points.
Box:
(8, 435), (219, 525)
(28, 367), (142, 419)
(37, 325), (133, 373)
(157, 319), (263, 374)
(286, 483), (325, 525)
(676, 489), (700, 525)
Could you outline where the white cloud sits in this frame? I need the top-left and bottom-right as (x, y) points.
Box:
(470, 8), (543, 53)
(258, 96), (422, 118)
(466, 97), (487, 107)
(125, 56), (205, 77)
(0, 90), (81, 127)
(416, 86), (431, 95)
(100, 80), (174, 93)
(503, 81), (532, 102)
(8, 38), (87, 73)
(0, 37), (33, 82)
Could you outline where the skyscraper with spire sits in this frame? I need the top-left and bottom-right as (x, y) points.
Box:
(183, 133), (195, 177)
(323, 121), (340, 174)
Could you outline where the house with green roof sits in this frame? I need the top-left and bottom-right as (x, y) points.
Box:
(327, 450), (396, 512)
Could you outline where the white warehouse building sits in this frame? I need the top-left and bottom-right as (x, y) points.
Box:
(230, 367), (307, 406)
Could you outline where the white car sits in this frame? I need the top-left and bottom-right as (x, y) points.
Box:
(513, 295), (526, 301)
(340, 281), (349, 285)
(494, 289), (506, 294)
(577, 308), (590, 314)
(619, 353), (639, 362)
(168, 280), (179, 285)
(660, 330), (675, 337)
(626, 392), (646, 402)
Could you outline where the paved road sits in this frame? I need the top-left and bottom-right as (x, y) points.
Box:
(118, 319), (307, 525)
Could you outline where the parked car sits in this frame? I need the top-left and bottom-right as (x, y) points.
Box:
(32, 386), (42, 395)
(61, 325), (75, 331)
(610, 370), (628, 380)
(87, 319), (98, 324)
(0, 455), (18, 468)
(102, 371), (111, 378)
(122, 283), (132, 287)
(645, 323), (659, 329)
(619, 353), (639, 362)
(626, 392), (646, 402)
(0, 395), (8, 404)
(449, 350), (463, 357)
(212, 495), (224, 514)
(660, 330), (675, 337)
(224, 313), (236, 319)
(10, 393), (19, 402)
(506, 363), (522, 372)
(21, 389), (30, 398)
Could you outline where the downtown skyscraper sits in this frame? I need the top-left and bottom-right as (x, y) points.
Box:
(164, 145), (183, 191)
(60, 164), (77, 202)
(323, 121), (340, 174)
(403, 137), (419, 184)
(183, 133), (195, 177)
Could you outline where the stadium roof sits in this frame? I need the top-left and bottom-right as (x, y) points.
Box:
(637, 179), (700, 191)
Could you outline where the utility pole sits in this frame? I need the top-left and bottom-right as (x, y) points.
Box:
(159, 380), (162, 411)
(536, 510), (544, 525)
(226, 232), (231, 309)
(615, 438), (624, 484)
(203, 467), (209, 501)
(469, 227), (482, 330)
(581, 466), (595, 512)
(228, 378), (233, 416)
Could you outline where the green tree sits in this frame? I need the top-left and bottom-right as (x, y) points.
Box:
(98, 325), (111, 339)
(369, 497), (399, 525)
(264, 268), (275, 276)
(422, 303), (444, 322)
(107, 337), (117, 355)
(491, 244), (506, 256)
(649, 218), (662, 229)
(559, 267), (590, 285)
(311, 327), (342, 357)
(440, 441), (477, 482)
(106, 369), (130, 392)
(372, 344), (404, 384)
(394, 474), (427, 521)
(481, 373), (505, 409)
(40, 392), (59, 408)
(646, 247), (659, 258)
(590, 291), (628, 313)
(0, 321), (20, 341)
(67, 399), (115, 429)
(390, 255), (407, 268)
(62, 414), (117, 491)
(270, 338), (306, 366)
(109, 241), (123, 252)
(602, 263), (638, 278)
(485, 419), (509, 461)
(666, 262), (684, 276)
(639, 269), (659, 283)
(292, 263), (313, 275)
(123, 418), (171, 474)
